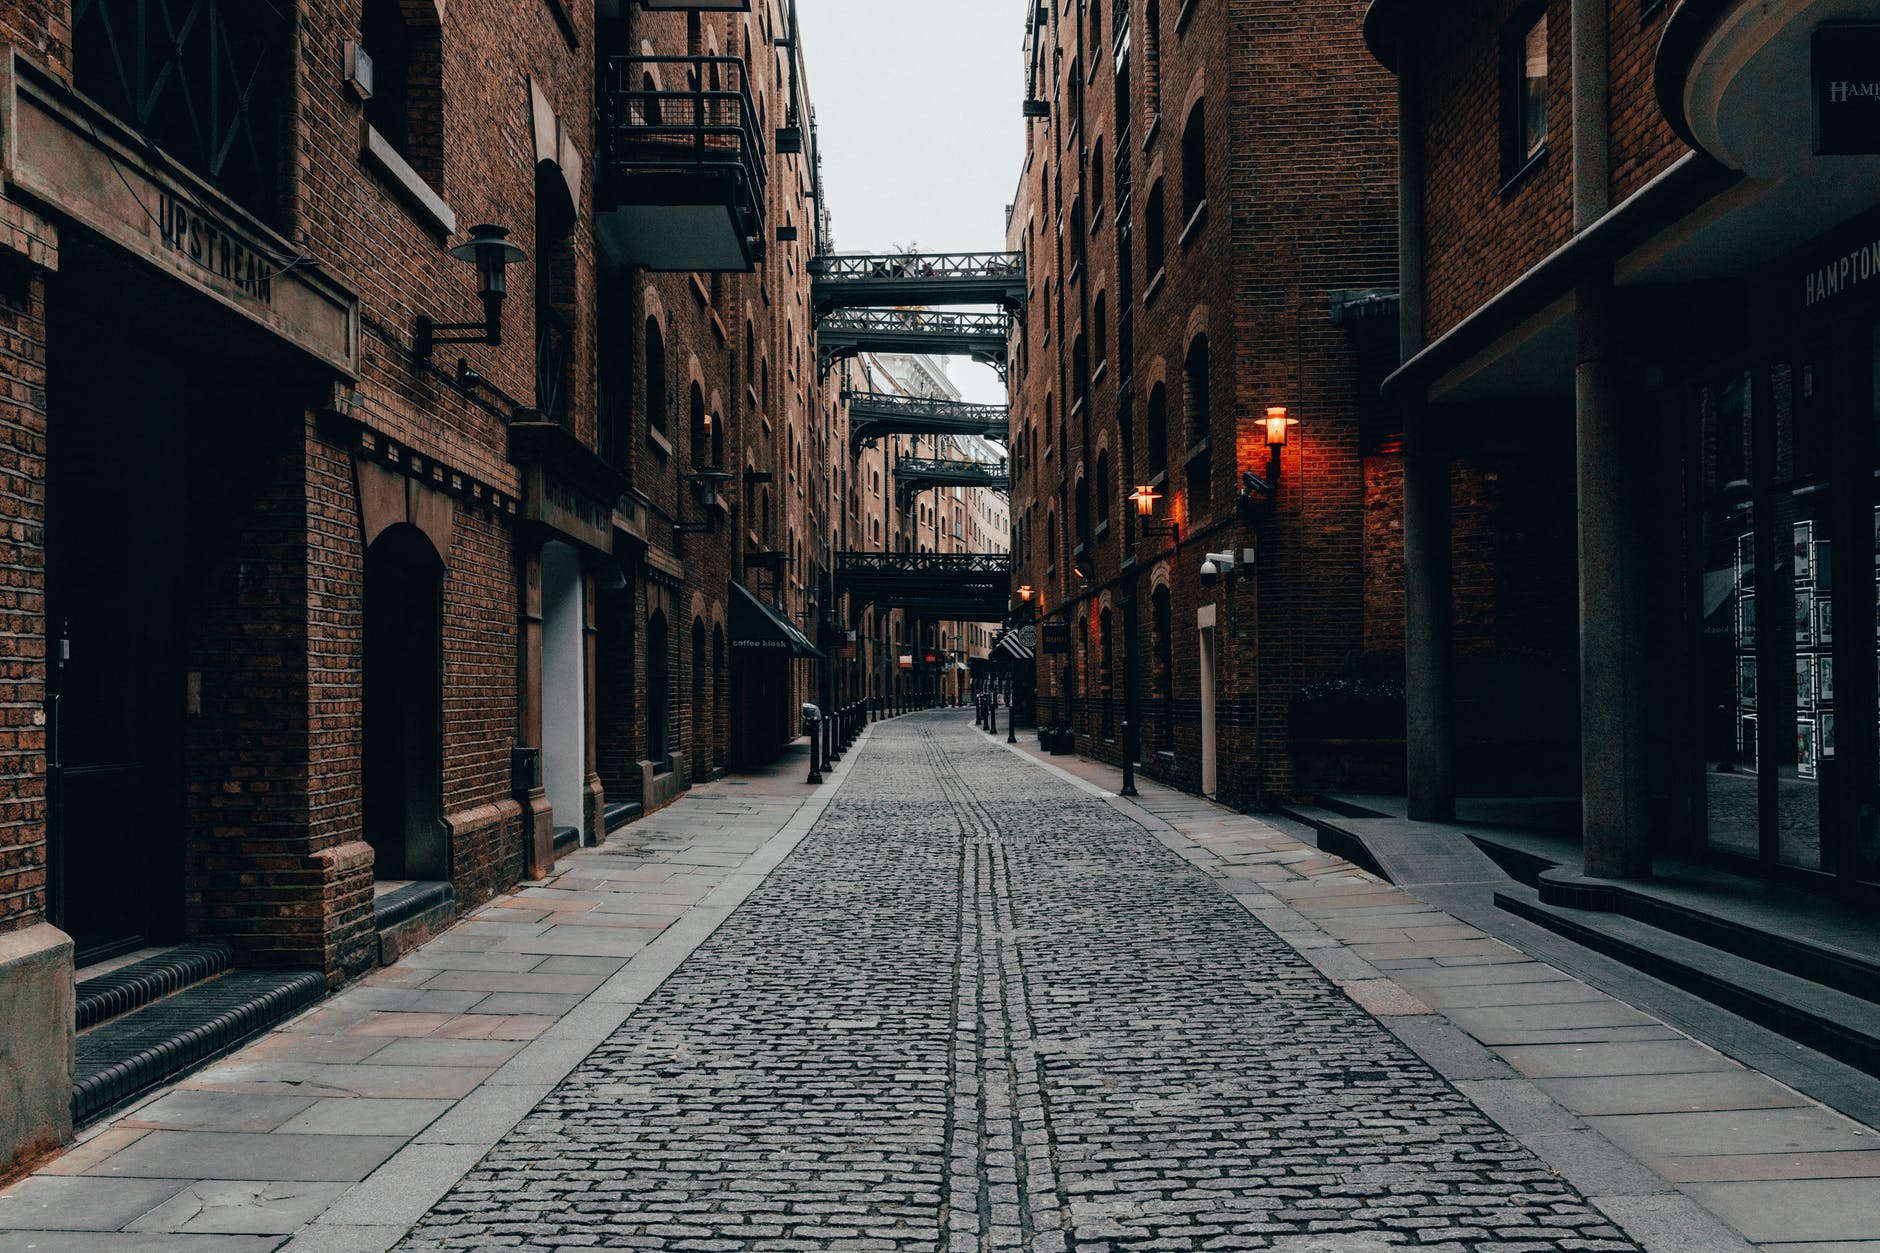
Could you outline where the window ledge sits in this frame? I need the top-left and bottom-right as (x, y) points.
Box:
(689, 274), (711, 306)
(1091, 359), (1109, 388)
(1175, 0), (1198, 34)
(647, 425), (673, 459)
(1068, 260), (1084, 286)
(542, 0), (579, 46)
(1179, 200), (1208, 249)
(1143, 267), (1167, 306)
(1089, 200), (1104, 232)
(363, 125), (456, 237)
(1185, 439), (1210, 463)
(1141, 114), (1162, 152)
(1094, 519), (1110, 541)
(1499, 144), (1549, 198)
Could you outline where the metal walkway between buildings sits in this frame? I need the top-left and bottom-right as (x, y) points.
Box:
(810, 251), (1025, 317)
(836, 551), (1013, 620)
(895, 456), (1009, 500)
(818, 309), (1010, 376)
(847, 392), (1009, 455)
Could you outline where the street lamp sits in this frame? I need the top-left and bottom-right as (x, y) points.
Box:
(675, 467), (735, 533)
(1243, 406), (1300, 503)
(417, 224), (528, 358)
(1129, 485), (1181, 543)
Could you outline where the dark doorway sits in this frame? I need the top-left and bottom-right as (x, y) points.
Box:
(648, 610), (670, 768)
(363, 526), (445, 881)
(690, 617), (708, 780)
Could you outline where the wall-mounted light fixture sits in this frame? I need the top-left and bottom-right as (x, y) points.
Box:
(417, 225), (527, 359)
(675, 467), (735, 534)
(1243, 405), (1300, 503)
(1017, 584), (1034, 602)
(1129, 484), (1180, 543)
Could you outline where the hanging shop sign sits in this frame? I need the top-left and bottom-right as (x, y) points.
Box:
(1814, 25), (1880, 156)
(1040, 622), (1072, 654)
(1, 52), (359, 374)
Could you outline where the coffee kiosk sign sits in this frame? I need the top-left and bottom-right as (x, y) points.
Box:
(1814, 25), (1880, 156)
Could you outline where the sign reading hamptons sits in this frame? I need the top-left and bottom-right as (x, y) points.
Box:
(1814, 25), (1880, 156)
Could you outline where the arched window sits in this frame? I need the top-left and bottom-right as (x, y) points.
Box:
(690, 618), (708, 779)
(1095, 448), (1112, 531)
(688, 383), (709, 468)
(1184, 335), (1211, 517)
(1075, 471), (1091, 551)
(1147, 382), (1169, 482)
(1100, 607), (1115, 739)
(1093, 292), (1109, 371)
(1072, 335), (1089, 410)
(644, 318), (668, 439)
(535, 163), (576, 424)
(1182, 100), (1208, 224)
(1145, 180), (1166, 275)
(1046, 511), (1058, 572)
(1091, 138), (1105, 215)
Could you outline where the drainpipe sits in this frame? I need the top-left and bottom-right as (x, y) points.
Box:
(1571, 0), (1650, 879)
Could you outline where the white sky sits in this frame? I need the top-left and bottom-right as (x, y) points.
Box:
(795, 0), (1029, 406)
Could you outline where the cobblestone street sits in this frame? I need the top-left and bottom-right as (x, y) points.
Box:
(398, 715), (1632, 1252)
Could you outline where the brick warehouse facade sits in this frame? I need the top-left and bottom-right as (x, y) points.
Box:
(1366, 0), (1880, 895)
(1007, 0), (1400, 810)
(0, 0), (886, 1176)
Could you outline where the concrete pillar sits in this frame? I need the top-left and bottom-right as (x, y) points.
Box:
(1576, 269), (1651, 879)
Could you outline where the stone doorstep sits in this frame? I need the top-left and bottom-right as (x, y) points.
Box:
(1006, 739), (1878, 1252)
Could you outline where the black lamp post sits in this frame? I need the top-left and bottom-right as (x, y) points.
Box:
(417, 224), (528, 359)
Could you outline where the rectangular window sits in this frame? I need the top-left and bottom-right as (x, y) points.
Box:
(1501, 5), (1548, 185)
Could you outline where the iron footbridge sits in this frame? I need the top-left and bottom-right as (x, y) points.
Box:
(836, 551), (1013, 621)
(846, 392), (1009, 455)
(818, 309), (1011, 376)
(811, 251), (1025, 317)
(895, 456), (1009, 500)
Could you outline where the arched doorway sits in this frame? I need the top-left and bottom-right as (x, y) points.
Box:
(690, 617), (708, 780)
(540, 541), (587, 844)
(712, 624), (727, 771)
(647, 609), (670, 769)
(364, 525), (445, 881)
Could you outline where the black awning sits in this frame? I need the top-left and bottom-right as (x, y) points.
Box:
(730, 580), (824, 659)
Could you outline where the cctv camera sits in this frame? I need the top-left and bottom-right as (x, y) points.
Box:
(1199, 558), (1219, 588)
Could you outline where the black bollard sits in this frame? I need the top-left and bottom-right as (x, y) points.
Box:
(988, 701), (998, 736)
(807, 717), (823, 785)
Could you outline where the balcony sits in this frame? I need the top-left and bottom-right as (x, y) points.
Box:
(597, 55), (766, 272)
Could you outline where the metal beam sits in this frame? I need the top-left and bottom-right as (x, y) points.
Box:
(811, 251), (1025, 317)
(818, 309), (1010, 377)
(835, 551), (1012, 621)
(845, 392), (1009, 455)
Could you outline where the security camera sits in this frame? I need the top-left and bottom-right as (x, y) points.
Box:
(1199, 558), (1218, 588)
(1199, 551), (1236, 588)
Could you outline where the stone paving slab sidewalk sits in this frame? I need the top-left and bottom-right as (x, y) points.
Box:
(0, 741), (849, 1253)
(1012, 737), (1880, 1253)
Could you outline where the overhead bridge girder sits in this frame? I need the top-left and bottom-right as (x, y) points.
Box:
(895, 457), (1009, 500)
(836, 551), (1013, 621)
(818, 309), (1010, 377)
(811, 251), (1025, 317)
(846, 392), (1009, 455)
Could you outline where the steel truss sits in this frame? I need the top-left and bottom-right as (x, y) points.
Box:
(846, 392), (1009, 455)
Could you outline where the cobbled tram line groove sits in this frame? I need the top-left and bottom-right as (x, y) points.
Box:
(395, 712), (1640, 1252)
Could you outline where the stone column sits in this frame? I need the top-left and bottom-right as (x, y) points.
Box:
(1576, 268), (1651, 879)
(1396, 47), (1456, 822)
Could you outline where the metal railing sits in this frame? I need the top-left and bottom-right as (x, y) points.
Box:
(837, 552), (1013, 578)
(599, 55), (766, 235)
(812, 251), (1023, 281)
(819, 308), (1013, 338)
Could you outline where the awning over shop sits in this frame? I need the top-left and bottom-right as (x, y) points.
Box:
(991, 623), (1036, 663)
(730, 580), (824, 659)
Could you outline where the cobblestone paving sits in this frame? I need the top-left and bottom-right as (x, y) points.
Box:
(397, 714), (1637, 1252)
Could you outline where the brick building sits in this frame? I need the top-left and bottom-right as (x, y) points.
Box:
(1006, 0), (1400, 809)
(1365, 0), (1880, 899)
(0, 0), (856, 1177)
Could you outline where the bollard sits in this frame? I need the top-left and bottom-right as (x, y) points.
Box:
(988, 701), (997, 736)
(1007, 707), (1017, 744)
(806, 716), (823, 785)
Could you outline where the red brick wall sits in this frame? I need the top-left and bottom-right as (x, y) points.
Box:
(0, 262), (48, 935)
(1609, 0), (1686, 204)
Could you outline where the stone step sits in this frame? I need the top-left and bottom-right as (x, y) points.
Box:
(1497, 884), (1880, 1079)
(552, 825), (581, 856)
(73, 968), (327, 1125)
(373, 880), (456, 966)
(604, 801), (643, 834)
(75, 942), (233, 1032)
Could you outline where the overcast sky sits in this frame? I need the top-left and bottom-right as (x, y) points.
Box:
(795, 0), (1029, 405)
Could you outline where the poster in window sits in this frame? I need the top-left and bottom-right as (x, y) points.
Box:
(1820, 654), (1835, 704)
(1738, 656), (1758, 706)
(1741, 714), (1758, 770)
(1797, 655), (1816, 710)
(1822, 712), (1836, 759)
(1796, 589), (1816, 645)
(1795, 521), (1815, 584)
(1798, 719), (1819, 779)
(1819, 596), (1835, 644)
